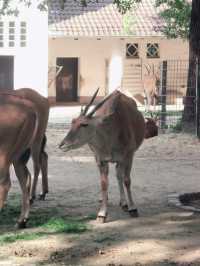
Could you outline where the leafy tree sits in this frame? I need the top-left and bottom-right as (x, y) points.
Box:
(155, 1), (200, 123)
(155, 0), (191, 39)
(0, 0), (48, 15)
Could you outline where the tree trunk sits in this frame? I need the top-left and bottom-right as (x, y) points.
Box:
(183, 0), (200, 125)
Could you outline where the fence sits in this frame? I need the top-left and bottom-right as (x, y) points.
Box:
(142, 59), (200, 136)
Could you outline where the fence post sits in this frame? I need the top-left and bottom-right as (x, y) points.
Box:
(160, 61), (167, 129)
(196, 59), (200, 138)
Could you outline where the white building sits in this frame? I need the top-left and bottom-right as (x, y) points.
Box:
(0, 2), (48, 96)
(0, 0), (189, 104)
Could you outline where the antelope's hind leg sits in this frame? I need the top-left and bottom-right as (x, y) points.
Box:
(39, 148), (48, 200)
(14, 159), (31, 228)
(124, 155), (138, 217)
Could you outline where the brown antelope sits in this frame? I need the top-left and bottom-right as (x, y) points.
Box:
(59, 89), (158, 222)
(16, 89), (49, 203)
(143, 63), (160, 109)
(0, 88), (49, 228)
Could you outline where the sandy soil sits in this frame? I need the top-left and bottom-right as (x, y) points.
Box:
(1, 127), (200, 266)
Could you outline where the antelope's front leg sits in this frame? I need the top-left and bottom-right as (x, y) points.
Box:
(124, 155), (138, 217)
(97, 161), (109, 223)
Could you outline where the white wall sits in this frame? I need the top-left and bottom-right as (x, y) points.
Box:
(0, 2), (48, 96)
(48, 37), (125, 97)
(49, 36), (189, 98)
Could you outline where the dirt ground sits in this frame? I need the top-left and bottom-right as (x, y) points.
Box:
(1, 127), (200, 266)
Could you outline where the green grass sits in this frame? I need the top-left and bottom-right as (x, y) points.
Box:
(0, 217), (91, 245)
(0, 232), (46, 244)
(42, 217), (88, 233)
(0, 193), (96, 245)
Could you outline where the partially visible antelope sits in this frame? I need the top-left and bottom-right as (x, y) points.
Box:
(59, 88), (158, 222)
(0, 88), (49, 228)
(16, 89), (49, 203)
(143, 63), (160, 110)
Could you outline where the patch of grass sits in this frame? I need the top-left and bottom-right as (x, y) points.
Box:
(0, 232), (46, 244)
(0, 197), (20, 227)
(42, 217), (88, 233)
(0, 216), (93, 245)
(28, 208), (60, 227)
(0, 193), (95, 244)
(0, 203), (59, 228)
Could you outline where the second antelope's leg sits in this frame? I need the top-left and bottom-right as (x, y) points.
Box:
(97, 161), (109, 223)
(14, 160), (31, 228)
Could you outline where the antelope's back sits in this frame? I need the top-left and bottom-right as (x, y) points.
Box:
(0, 100), (36, 160)
(15, 88), (49, 142)
(16, 88), (49, 122)
(96, 90), (145, 150)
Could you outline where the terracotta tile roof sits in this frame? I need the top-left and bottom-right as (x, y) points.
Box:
(48, 0), (164, 37)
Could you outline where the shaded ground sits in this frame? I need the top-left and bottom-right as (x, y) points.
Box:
(1, 128), (200, 266)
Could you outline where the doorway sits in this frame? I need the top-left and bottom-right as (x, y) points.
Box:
(56, 57), (78, 102)
(0, 56), (14, 89)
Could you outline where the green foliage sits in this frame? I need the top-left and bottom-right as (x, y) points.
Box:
(0, 0), (48, 16)
(113, 0), (140, 14)
(122, 12), (136, 35)
(155, 0), (191, 39)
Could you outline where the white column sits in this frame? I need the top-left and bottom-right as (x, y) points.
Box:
(108, 53), (123, 93)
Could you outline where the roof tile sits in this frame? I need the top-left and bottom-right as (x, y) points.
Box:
(48, 0), (164, 37)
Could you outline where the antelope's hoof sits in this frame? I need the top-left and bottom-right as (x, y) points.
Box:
(129, 209), (139, 218)
(96, 216), (107, 223)
(30, 197), (35, 205)
(17, 219), (28, 229)
(38, 193), (46, 201)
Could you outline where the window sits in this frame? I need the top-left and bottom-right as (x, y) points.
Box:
(0, 21), (27, 48)
(147, 43), (160, 58)
(9, 42), (15, 47)
(9, 21), (15, 47)
(20, 21), (27, 47)
(0, 21), (3, 47)
(126, 43), (139, 58)
(9, 21), (15, 27)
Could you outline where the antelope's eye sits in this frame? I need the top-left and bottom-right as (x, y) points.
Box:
(80, 123), (88, 127)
